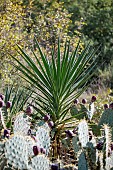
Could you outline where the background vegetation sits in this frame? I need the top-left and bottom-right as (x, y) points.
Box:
(0, 0), (113, 90)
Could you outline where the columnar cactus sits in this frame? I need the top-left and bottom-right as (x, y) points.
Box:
(98, 152), (104, 170)
(103, 125), (111, 158)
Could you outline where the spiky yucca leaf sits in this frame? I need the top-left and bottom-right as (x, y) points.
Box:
(1, 85), (32, 128)
(11, 38), (99, 129)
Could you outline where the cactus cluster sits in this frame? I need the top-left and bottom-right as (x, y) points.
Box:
(0, 111), (51, 170)
(1, 93), (113, 170)
(70, 119), (113, 170)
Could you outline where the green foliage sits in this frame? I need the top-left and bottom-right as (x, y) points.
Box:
(62, 0), (113, 70)
(1, 85), (32, 128)
(98, 60), (113, 89)
(11, 38), (98, 136)
(0, 0), (83, 87)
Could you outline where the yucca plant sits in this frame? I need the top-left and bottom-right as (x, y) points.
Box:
(11, 38), (99, 158)
(1, 85), (32, 129)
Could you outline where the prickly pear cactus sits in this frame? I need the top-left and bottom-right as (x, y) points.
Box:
(5, 135), (28, 169)
(28, 155), (50, 170)
(37, 120), (50, 132)
(25, 136), (35, 157)
(78, 120), (89, 147)
(13, 112), (30, 136)
(36, 127), (50, 155)
(98, 108), (113, 127)
(72, 135), (81, 154)
(86, 141), (98, 170)
(78, 152), (88, 170)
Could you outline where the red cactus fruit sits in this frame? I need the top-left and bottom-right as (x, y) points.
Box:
(6, 134), (10, 139)
(31, 136), (38, 142)
(96, 141), (104, 150)
(44, 114), (50, 122)
(0, 94), (5, 100)
(110, 143), (113, 150)
(73, 128), (78, 134)
(51, 164), (59, 170)
(74, 99), (79, 104)
(33, 146), (40, 156)
(104, 104), (109, 110)
(0, 100), (4, 108)
(40, 147), (46, 154)
(65, 130), (74, 138)
(28, 129), (31, 135)
(48, 121), (54, 128)
(91, 96), (96, 102)
(6, 101), (12, 109)
(4, 129), (10, 138)
(25, 106), (33, 115)
(82, 99), (87, 104)
(109, 103), (113, 109)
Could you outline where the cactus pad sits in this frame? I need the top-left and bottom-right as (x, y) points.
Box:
(13, 112), (30, 136)
(78, 120), (89, 147)
(5, 135), (28, 169)
(72, 135), (81, 154)
(98, 109), (113, 127)
(36, 127), (50, 155)
(25, 136), (35, 157)
(37, 120), (50, 132)
(29, 155), (50, 170)
(78, 152), (88, 170)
